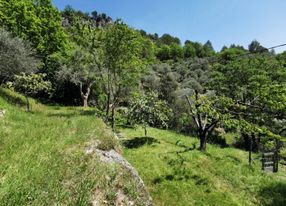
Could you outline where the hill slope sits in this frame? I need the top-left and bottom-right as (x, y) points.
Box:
(120, 127), (286, 206)
(0, 89), (149, 206)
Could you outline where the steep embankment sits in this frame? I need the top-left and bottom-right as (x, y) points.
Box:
(120, 127), (286, 206)
(0, 88), (150, 206)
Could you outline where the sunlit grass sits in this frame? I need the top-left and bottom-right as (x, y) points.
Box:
(0, 89), (144, 205)
(120, 127), (286, 206)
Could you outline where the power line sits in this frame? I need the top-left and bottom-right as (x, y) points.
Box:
(188, 43), (286, 68)
(267, 43), (286, 51)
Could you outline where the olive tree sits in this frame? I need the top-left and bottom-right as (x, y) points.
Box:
(56, 19), (100, 107)
(57, 48), (98, 107)
(0, 29), (40, 82)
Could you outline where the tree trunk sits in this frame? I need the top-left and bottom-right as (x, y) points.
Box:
(25, 96), (30, 112)
(82, 96), (88, 107)
(105, 92), (111, 119)
(111, 105), (115, 131)
(249, 134), (253, 165)
(144, 126), (147, 137)
(80, 83), (92, 108)
(199, 132), (207, 151)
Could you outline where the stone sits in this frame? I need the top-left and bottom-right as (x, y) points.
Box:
(0, 109), (6, 118)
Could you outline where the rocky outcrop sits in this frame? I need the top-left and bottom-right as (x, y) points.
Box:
(85, 141), (153, 206)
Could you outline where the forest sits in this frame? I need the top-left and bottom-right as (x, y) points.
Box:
(0, 0), (286, 205)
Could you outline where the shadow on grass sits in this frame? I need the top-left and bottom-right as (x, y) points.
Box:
(122, 137), (160, 149)
(47, 110), (97, 118)
(259, 182), (286, 206)
(153, 151), (194, 184)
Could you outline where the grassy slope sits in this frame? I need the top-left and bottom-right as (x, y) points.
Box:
(0, 89), (145, 206)
(120, 127), (286, 206)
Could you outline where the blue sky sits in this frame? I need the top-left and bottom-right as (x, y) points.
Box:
(52, 0), (286, 52)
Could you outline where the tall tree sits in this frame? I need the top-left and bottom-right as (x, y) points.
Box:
(248, 40), (266, 53)
(183, 41), (196, 58)
(203, 40), (215, 57)
(100, 22), (152, 129)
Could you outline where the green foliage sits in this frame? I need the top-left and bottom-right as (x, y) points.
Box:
(12, 73), (52, 97)
(203, 40), (215, 57)
(102, 22), (150, 84)
(58, 49), (97, 86)
(211, 55), (286, 134)
(159, 33), (181, 45)
(248, 40), (267, 53)
(10, 73), (52, 111)
(0, 29), (41, 80)
(100, 21), (154, 127)
(0, 0), (67, 58)
(128, 92), (171, 136)
(183, 42), (196, 58)
(170, 43), (184, 61)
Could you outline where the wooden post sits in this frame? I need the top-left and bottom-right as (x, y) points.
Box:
(274, 138), (279, 173)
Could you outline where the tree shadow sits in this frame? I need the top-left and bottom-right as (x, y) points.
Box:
(153, 151), (193, 184)
(46, 110), (97, 119)
(259, 182), (286, 206)
(122, 137), (160, 149)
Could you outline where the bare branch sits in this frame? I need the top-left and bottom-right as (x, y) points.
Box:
(185, 95), (200, 128)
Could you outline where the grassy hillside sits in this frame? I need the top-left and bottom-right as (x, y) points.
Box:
(120, 127), (286, 206)
(0, 89), (146, 206)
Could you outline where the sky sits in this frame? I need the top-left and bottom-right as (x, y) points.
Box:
(52, 0), (286, 52)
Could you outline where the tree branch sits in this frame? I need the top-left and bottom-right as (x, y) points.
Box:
(185, 95), (200, 128)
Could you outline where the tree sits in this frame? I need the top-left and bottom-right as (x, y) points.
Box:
(12, 73), (52, 111)
(185, 92), (236, 151)
(0, 29), (41, 82)
(211, 55), (286, 150)
(170, 43), (184, 61)
(203, 40), (215, 57)
(183, 42), (196, 58)
(100, 22), (152, 129)
(192, 42), (206, 58)
(128, 92), (171, 137)
(0, 0), (67, 59)
(248, 40), (266, 53)
(160, 33), (181, 45)
(57, 16), (101, 107)
(57, 49), (98, 107)
(156, 45), (171, 61)
(91, 10), (98, 18)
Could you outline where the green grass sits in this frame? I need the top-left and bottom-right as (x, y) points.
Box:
(0, 89), (147, 205)
(120, 127), (286, 206)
